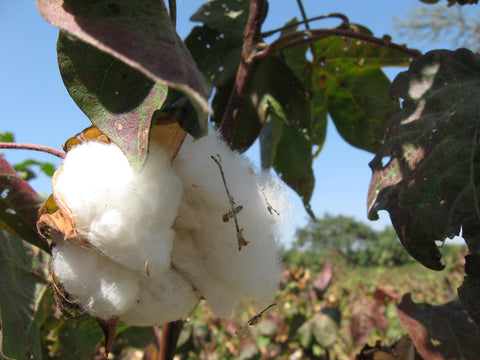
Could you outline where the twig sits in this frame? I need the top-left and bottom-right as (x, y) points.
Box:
(296, 0), (310, 30)
(261, 13), (349, 38)
(255, 28), (422, 60)
(0, 142), (66, 159)
(211, 154), (249, 250)
(219, 0), (267, 143)
(261, 186), (279, 215)
(235, 303), (277, 336)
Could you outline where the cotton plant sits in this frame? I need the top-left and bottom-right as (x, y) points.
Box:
(38, 124), (286, 333)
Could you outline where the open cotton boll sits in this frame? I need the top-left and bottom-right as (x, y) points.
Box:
(52, 241), (140, 319)
(54, 142), (183, 276)
(171, 133), (284, 318)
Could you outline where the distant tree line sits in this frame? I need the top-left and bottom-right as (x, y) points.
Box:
(283, 214), (415, 268)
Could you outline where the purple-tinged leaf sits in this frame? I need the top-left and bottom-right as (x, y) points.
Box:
(367, 48), (480, 324)
(350, 298), (386, 346)
(397, 293), (480, 360)
(57, 32), (168, 171)
(313, 263), (333, 294)
(37, 0), (211, 141)
(368, 48), (480, 270)
(0, 156), (48, 252)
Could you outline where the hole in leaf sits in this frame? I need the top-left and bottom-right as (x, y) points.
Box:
(435, 240), (445, 248)
(1, 188), (9, 199)
(381, 156), (391, 167)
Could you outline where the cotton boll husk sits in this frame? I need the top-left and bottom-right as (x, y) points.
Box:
(119, 269), (200, 326)
(171, 133), (284, 318)
(52, 241), (140, 319)
(54, 142), (183, 276)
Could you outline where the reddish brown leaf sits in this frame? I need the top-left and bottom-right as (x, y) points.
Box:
(0, 156), (48, 252)
(374, 285), (400, 305)
(313, 263), (333, 293)
(397, 293), (480, 360)
(350, 298), (387, 346)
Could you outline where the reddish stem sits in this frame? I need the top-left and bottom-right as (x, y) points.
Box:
(0, 142), (66, 159)
(219, 0), (267, 143)
(158, 321), (184, 360)
(261, 13), (349, 38)
(256, 28), (422, 60)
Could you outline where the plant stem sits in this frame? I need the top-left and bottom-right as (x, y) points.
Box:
(295, 0), (317, 61)
(296, 0), (310, 30)
(158, 321), (183, 360)
(261, 13), (349, 38)
(0, 142), (66, 159)
(256, 28), (422, 60)
(219, 0), (267, 143)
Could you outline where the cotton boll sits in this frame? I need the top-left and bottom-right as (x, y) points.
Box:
(52, 241), (140, 319)
(54, 142), (183, 276)
(119, 268), (200, 326)
(171, 133), (284, 318)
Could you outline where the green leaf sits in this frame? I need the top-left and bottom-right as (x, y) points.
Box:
(38, 290), (104, 360)
(315, 25), (410, 153)
(185, 25), (242, 87)
(0, 229), (49, 360)
(190, 0), (251, 38)
(397, 293), (480, 360)
(0, 133), (14, 143)
(37, 0), (211, 154)
(57, 32), (168, 171)
(0, 156), (48, 252)
(325, 66), (397, 153)
(14, 160), (55, 181)
(282, 23), (411, 154)
(297, 309), (339, 349)
(278, 18), (328, 156)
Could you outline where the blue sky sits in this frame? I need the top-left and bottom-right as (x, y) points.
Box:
(1, 0), (447, 244)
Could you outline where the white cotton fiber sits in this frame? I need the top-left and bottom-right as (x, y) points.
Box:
(171, 133), (284, 318)
(119, 269), (200, 326)
(52, 241), (140, 319)
(54, 142), (183, 276)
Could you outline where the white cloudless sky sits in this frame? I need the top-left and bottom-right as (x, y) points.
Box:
(2, 0), (458, 245)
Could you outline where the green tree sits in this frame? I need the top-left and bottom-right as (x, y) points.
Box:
(393, 2), (480, 51)
(291, 214), (412, 267)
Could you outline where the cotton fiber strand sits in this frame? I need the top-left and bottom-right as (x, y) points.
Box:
(50, 132), (286, 325)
